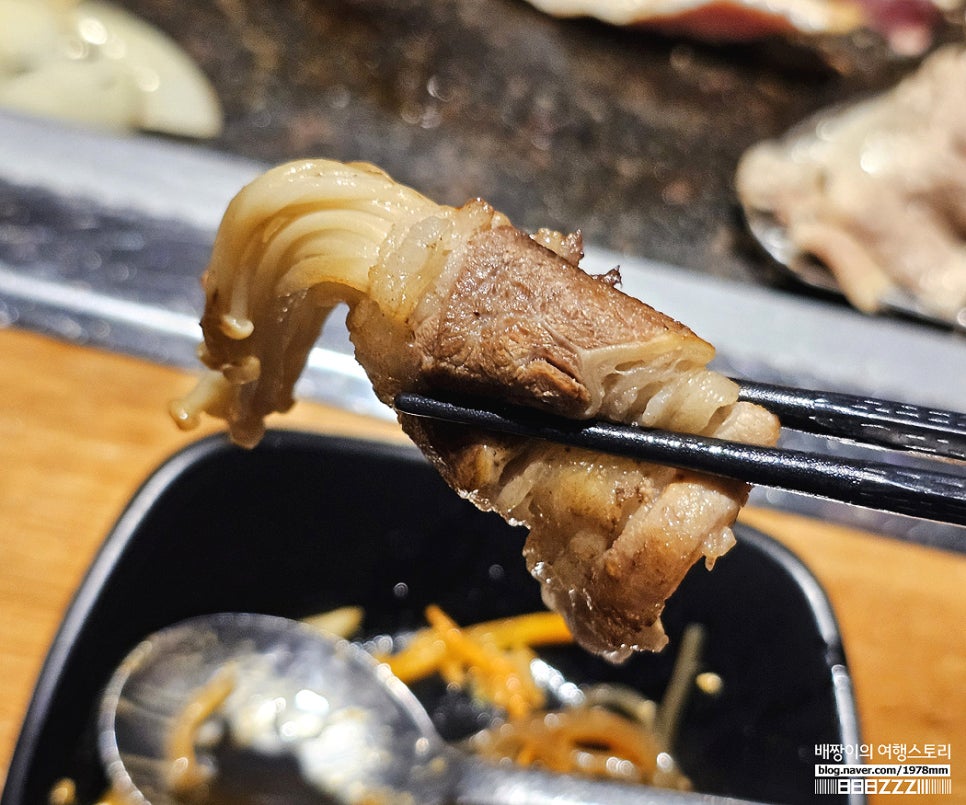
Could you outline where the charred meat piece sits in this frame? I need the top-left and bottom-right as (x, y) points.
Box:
(172, 159), (780, 659)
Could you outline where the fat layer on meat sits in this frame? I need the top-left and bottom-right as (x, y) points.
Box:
(172, 159), (780, 659)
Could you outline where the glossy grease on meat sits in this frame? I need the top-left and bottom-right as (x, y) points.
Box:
(172, 159), (780, 659)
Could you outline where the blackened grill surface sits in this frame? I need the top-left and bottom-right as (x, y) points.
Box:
(114, 0), (954, 288)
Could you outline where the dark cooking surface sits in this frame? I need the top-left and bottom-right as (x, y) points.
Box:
(117, 0), (943, 286)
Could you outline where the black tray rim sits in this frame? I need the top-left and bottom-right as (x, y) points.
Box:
(2, 429), (865, 805)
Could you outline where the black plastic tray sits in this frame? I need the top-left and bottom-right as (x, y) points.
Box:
(2, 431), (862, 804)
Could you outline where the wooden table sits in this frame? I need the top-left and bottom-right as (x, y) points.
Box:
(1, 327), (964, 802)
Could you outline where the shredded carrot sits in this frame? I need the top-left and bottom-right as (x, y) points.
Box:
(466, 610), (574, 648)
(380, 630), (448, 680)
(424, 605), (540, 719)
(380, 606), (573, 719)
(467, 705), (693, 787)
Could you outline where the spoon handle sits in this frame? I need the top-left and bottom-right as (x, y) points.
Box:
(454, 757), (767, 805)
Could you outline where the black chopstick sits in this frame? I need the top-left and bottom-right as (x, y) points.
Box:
(394, 392), (966, 527)
(736, 379), (966, 461)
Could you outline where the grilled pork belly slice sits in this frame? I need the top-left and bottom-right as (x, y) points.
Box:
(737, 45), (966, 323)
(172, 159), (780, 659)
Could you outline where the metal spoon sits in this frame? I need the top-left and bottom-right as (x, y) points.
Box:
(98, 612), (761, 805)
